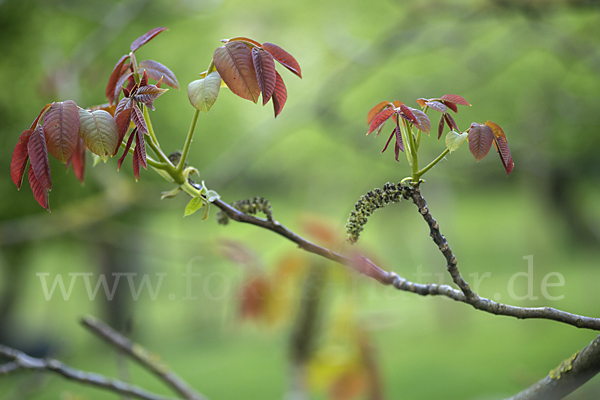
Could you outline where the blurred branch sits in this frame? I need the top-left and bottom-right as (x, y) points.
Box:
(506, 332), (600, 400)
(212, 190), (600, 331)
(0, 344), (179, 400)
(81, 316), (207, 400)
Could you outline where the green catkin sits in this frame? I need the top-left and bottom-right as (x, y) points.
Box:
(216, 196), (273, 225)
(346, 182), (409, 244)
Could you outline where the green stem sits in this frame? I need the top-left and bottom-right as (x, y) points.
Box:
(177, 109), (200, 174)
(415, 148), (450, 180)
(143, 106), (173, 166)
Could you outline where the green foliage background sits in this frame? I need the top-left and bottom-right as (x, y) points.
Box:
(1, 0), (600, 399)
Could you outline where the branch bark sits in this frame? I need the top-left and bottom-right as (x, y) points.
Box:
(505, 332), (600, 400)
(0, 344), (179, 400)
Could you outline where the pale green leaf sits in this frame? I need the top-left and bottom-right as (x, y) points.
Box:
(187, 71), (221, 112)
(161, 186), (182, 200)
(445, 130), (468, 152)
(78, 109), (119, 162)
(184, 196), (205, 217)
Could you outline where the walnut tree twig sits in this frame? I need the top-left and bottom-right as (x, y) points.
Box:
(505, 332), (600, 400)
(81, 316), (207, 400)
(0, 344), (179, 400)
(211, 196), (600, 331)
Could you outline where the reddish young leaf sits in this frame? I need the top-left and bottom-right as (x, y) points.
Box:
(444, 113), (459, 132)
(28, 164), (49, 211)
(393, 125), (404, 161)
(381, 131), (394, 154)
(68, 136), (87, 184)
(118, 128), (137, 170)
(130, 27), (168, 53)
(138, 59), (179, 89)
(115, 98), (134, 145)
(27, 126), (52, 190)
(442, 100), (458, 113)
(227, 36), (263, 47)
(106, 55), (131, 104)
(425, 100), (447, 113)
(43, 100), (80, 164)
(410, 108), (431, 134)
(135, 128), (147, 170)
(440, 94), (471, 106)
(468, 123), (494, 161)
(140, 69), (148, 87)
(486, 121), (513, 175)
(367, 101), (391, 125)
(261, 42), (302, 78)
(11, 129), (33, 190)
(214, 41), (261, 103)
(399, 104), (418, 124)
(437, 116), (445, 139)
(132, 142), (140, 181)
(252, 47), (277, 106)
(30, 103), (53, 130)
(367, 108), (395, 135)
(416, 98), (428, 108)
(493, 135), (514, 175)
(133, 84), (168, 111)
(272, 71), (287, 117)
(131, 105), (148, 134)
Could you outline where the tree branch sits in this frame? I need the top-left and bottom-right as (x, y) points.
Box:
(211, 194), (600, 331)
(81, 316), (207, 400)
(505, 332), (600, 400)
(0, 344), (179, 400)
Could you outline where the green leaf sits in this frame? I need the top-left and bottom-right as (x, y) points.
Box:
(161, 186), (182, 199)
(78, 109), (119, 162)
(184, 197), (205, 217)
(187, 71), (221, 112)
(445, 130), (468, 152)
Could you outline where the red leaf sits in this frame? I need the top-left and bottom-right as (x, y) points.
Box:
(214, 42), (261, 103)
(425, 100), (447, 113)
(133, 84), (168, 111)
(11, 129), (33, 189)
(381, 131), (394, 154)
(442, 100), (458, 113)
(399, 104), (418, 124)
(130, 27), (168, 53)
(138, 59), (179, 89)
(227, 36), (263, 47)
(30, 103), (53, 131)
(140, 69), (148, 87)
(468, 123), (494, 161)
(440, 94), (471, 106)
(410, 108), (431, 134)
(261, 42), (302, 78)
(131, 105), (148, 134)
(118, 128), (137, 170)
(68, 137), (87, 184)
(113, 71), (133, 105)
(28, 164), (49, 211)
(394, 125), (404, 161)
(27, 126), (51, 190)
(43, 100), (80, 164)
(135, 128), (147, 170)
(367, 108), (395, 135)
(367, 101), (391, 125)
(106, 55), (131, 104)
(486, 121), (513, 175)
(272, 71), (287, 117)
(416, 98), (428, 108)
(252, 47), (277, 106)
(438, 116), (445, 139)
(115, 98), (133, 145)
(444, 113), (459, 132)
(132, 142), (140, 181)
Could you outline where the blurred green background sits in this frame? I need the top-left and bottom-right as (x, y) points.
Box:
(1, 0), (600, 399)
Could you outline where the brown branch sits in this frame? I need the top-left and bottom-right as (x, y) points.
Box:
(211, 196), (600, 331)
(505, 332), (600, 400)
(81, 316), (207, 400)
(0, 344), (179, 400)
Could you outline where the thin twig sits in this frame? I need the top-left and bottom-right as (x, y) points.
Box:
(0, 345), (179, 400)
(505, 332), (600, 400)
(81, 316), (207, 400)
(211, 197), (600, 331)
